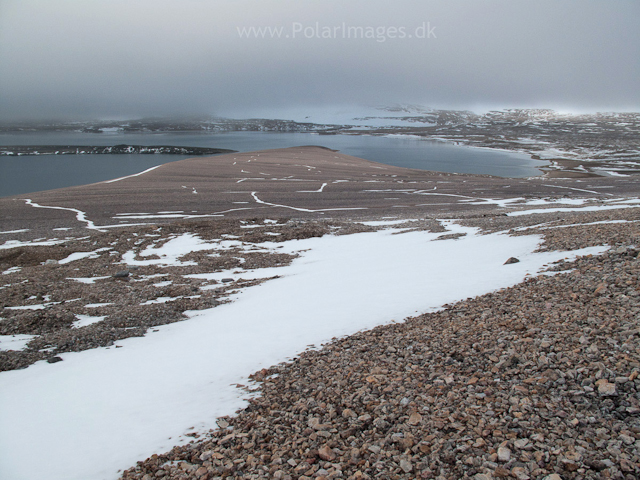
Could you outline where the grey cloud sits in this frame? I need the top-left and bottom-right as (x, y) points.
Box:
(0, 0), (638, 121)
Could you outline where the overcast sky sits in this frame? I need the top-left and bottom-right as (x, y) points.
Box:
(0, 0), (638, 121)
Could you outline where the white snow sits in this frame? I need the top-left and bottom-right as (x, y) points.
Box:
(464, 197), (590, 208)
(508, 203), (640, 217)
(114, 214), (189, 219)
(0, 334), (36, 352)
(606, 198), (640, 204)
(103, 165), (162, 183)
(5, 304), (48, 310)
(251, 192), (366, 213)
(521, 198), (587, 206)
(59, 248), (111, 265)
(537, 219), (638, 230)
(131, 274), (166, 282)
(541, 184), (614, 196)
(2, 266), (21, 275)
(72, 315), (107, 329)
(0, 221), (607, 480)
(121, 233), (220, 267)
(140, 296), (180, 305)
(358, 219), (412, 227)
(69, 276), (111, 284)
(100, 222), (154, 229)
(297, 183), (328, 193)
(186, 266), (288, 285)
(23, 199), (103, 231)
(0, 238), (67, 250)
(84, 303), (113, 308)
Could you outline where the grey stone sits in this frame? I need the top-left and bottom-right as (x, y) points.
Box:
(399, 458), (413, 473)
(497, 446), (511, 462)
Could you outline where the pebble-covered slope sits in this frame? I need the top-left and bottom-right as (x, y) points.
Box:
(122, 218), (640, 480)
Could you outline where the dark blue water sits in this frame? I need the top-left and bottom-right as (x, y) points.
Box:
(0, 131), (547, 197)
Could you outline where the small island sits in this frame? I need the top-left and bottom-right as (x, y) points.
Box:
(0, 144), (236, 156)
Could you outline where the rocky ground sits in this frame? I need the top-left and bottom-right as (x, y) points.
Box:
(111, 208), (640, 480)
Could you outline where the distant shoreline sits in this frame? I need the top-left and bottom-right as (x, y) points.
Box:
(2, 107), (638, 176)
(0, 145), (236, 156)
(1, 146), (638, 241)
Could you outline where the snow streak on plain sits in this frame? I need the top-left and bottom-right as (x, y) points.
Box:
(0, 221), (607, 480)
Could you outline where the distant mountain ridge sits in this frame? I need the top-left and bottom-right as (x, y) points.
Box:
(1, 106), (638, 133)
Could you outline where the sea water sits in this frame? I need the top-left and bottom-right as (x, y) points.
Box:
(0, 131), (547, 197)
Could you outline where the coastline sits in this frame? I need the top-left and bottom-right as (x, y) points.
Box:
(0, 145), (236, 156)
(1, 146), (638, 241)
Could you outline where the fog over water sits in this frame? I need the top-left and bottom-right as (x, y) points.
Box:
(0, 0), (638, 121)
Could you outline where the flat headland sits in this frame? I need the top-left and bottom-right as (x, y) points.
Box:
(1, 146), (638, 240)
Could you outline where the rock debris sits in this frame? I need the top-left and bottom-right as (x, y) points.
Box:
(120, 210), (640, 480)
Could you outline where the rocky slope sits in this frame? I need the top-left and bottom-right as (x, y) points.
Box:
(119, 210), (640, 480)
